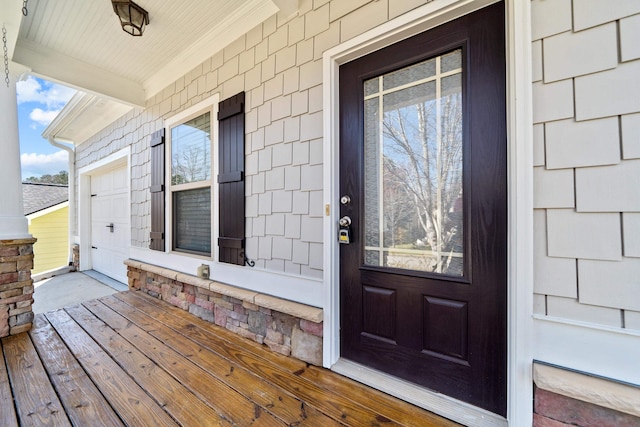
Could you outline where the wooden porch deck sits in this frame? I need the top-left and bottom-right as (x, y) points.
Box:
(1, 290), (459, 426)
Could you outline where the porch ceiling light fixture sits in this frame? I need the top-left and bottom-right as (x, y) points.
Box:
(111, 0), (149, 36)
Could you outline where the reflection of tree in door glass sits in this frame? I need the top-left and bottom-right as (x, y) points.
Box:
(364, 49), (464, 276)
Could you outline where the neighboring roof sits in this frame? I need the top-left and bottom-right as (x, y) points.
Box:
(22, 183), (69, 216)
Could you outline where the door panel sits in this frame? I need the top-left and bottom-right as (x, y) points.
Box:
(91, 165), (129, 284)
(339, 2), (506, 415)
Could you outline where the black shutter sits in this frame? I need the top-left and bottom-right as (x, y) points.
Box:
(150, 129), (165, 251)
(218, 92), (245, 265)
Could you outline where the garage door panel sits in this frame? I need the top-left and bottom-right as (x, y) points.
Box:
(91, 198), (110, 219)
(112, 226), (128, 249)
(111, 195), (128, 223)
(91, 173), (109, 195)
(90, 164), (129, 284)
(111, 167), (128, 193)
(92, 225), (109, 247)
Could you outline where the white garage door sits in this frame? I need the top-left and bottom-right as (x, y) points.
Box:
(90, 165), (129, 284)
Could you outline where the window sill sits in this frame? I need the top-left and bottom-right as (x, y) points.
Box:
(124, 258), (323, 323)
(128, 246), (323, 308)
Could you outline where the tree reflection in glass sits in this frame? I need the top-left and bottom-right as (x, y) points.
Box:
(364, 49), (464, 276)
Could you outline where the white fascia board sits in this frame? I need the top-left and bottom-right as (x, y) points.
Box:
(27, 201), (69, 221)
(42, 92), (94, 139)
(13, 39), (145, 107)
(143, 0), (278, 98)
(43, 91), (133, 145)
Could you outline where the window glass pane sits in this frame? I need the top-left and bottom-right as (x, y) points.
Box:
(383, 58), (436, 91)
(171, 112), (211, 185)
(441, 49), (462, 73)
(363, 53), (464, 276)
(364, 97), (380, 248)
(364, 77), (379, 96)
(174, 188), (211, 254)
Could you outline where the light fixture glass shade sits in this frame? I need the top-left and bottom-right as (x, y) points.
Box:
(112, 0), (149, 36)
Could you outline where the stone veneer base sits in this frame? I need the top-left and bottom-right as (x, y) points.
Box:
(125, 259), (323, 366)
(533, 363), (640, 427)
(0, 238), (36, 338)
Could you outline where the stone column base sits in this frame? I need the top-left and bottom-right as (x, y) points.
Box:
(0, 238), (36, 338)
(71, 243), (80, 272)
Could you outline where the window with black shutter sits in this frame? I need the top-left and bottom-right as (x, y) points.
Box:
(149, 129), (165, 251)
(152, 94), (245, 264)
(217, 92), (245, 265)
(166, 108), (214, 256)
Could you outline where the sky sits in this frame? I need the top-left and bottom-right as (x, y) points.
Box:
(16, 76), (76, 179)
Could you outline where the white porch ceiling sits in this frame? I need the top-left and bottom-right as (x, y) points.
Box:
(4, 0), (291, 106)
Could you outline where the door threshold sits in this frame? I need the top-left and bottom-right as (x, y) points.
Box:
(331, 359), (507, 427)
(83, 269), (129, 292)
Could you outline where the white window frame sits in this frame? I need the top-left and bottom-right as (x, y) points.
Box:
(165, 95), (219, 261)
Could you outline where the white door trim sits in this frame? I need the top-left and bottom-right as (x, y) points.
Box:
(321, 0), (534, 425)
(78, 147), (131, 277)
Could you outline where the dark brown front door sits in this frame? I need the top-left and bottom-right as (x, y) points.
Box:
(339, 2), (506, 415)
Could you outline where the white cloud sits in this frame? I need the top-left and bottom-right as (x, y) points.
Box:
(17, 77), (76, 130)
(17, 76), (76, 108)
(29, 108), (62, 126)
(21, 150), (69, 178)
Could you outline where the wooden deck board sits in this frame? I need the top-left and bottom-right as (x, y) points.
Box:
(1, 332), (71, 427)
(116, 291), (453, 427)
(0, 339), (19, 427)
(1, 290), (460, 427)
(85, 297), (340, 426)
(45, 309), (178, 427)
(64, 304), (238, 427)
(118, 290), (456, 427)
(29, 315), (125, 427)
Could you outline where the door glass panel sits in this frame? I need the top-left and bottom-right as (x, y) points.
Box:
(441, 49), (462, 73)
(364, 97), (380, 248)
(383, 58), (436, 91)
(364, 79), (379, 97)
(363, 49), (464, 276)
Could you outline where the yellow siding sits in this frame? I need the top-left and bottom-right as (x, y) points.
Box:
(29, 206), (69, 274)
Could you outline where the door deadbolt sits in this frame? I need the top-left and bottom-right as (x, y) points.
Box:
(340, 195), (351, 205)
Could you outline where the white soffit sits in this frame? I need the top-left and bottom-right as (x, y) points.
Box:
(9, 0), (282, 106)
(42, 92), (133, 145)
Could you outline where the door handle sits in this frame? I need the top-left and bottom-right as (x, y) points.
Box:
(338, 216), (352, 244)
(106, 223), (114, 232)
